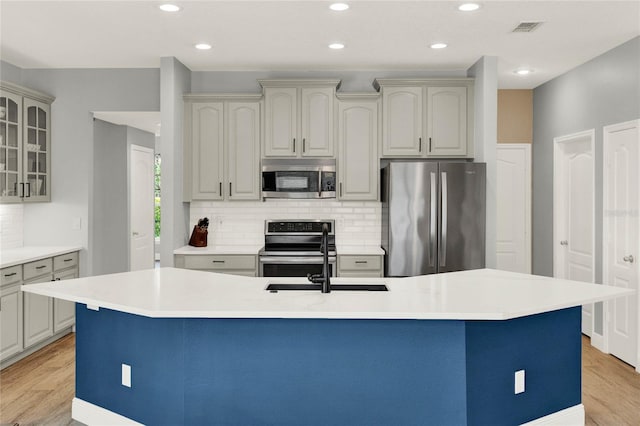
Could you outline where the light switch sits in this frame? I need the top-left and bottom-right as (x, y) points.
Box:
(71, 217), (82, 230)
(515, 369), (525, 394)
(122, 364), (131, 388)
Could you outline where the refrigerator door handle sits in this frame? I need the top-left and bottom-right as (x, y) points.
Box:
(440, 171), (448, 267)
(430, 172), (437, 267)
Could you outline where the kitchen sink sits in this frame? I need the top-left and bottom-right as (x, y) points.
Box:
(266, 283), (388, 292)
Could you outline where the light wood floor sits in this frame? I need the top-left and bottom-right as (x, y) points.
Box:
(1, 334), (639, 425)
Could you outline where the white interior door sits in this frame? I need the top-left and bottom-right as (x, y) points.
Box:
(553, 130), (595, 337)
(604, 120), (639, 369)
(130, 144), (155, 271)
(496, 144), (531, 273)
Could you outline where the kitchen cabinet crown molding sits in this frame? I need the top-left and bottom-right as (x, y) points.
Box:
(373, 78), (474, 91)
(0, 81), (55, 104)
(258, 79), (341, 90)
(183, 93), (263, 102)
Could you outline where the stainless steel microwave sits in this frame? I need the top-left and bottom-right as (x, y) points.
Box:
(261, 159), (336, 199)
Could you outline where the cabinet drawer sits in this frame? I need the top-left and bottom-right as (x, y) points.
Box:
(53, 252), (79, 271)
(1, 265), (22, 286)
(339, 255), (382, 271)
(184, 255), (256, 271)
(23, 258), (53, 280)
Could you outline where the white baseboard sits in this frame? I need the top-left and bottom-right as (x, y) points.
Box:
(72, 398), (143, 425)
(521, 404), (584, 426)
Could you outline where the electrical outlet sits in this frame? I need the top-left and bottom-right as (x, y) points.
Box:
(122, 364), (131, 388)
(514, 370), (525, 394)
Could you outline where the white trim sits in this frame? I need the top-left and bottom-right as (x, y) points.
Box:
(72, 398), (143, 426)
(520, 404), (584, 426)
(496, 143), (532, 274)
(553, 129), (596, 337)
(602, 119), (640, 370)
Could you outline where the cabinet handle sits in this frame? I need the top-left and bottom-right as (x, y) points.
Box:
(229, 182), (232, 197)
(25, 182), (31, 198)
(419, 137), (422, 152)
(4, 272), (17, 277)
(560, 240), (568, 246)
(219, 182), (222, 195)
(355, 261), (368, 264)
(212, 260), (225, 264)
(36, 265), (47, 269)
(64, 258), (73, 262)
(19, 183), (24, 198)
(303, 138), (306, 153)
(623, 255), (635, 263)
(293, 138), (296, 153)
(339, 182), (343, 197)
(429, 137), (432, 152)
(55, 278), (61, 281)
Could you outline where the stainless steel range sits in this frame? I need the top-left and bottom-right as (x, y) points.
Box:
(258, 219), (336, 278)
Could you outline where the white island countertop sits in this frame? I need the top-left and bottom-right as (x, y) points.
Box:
(1, 246), (83, 268)
(21, 267), (632, 321)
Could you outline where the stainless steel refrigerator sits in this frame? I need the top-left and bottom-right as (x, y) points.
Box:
(381, 161), (486, 277)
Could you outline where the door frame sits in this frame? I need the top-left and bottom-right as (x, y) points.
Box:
(128, 144), (155, 271)
(602, 119), (640, 372)
(496, 143), (532, 273)
(553, 129), (596, 336)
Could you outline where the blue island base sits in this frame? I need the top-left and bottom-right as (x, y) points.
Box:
(74, 306), (581, 426)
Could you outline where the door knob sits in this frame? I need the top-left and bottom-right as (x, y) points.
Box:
(560, 240), (568, 246)
(623, 255), (634, 263)
(132, 231), (139, 236)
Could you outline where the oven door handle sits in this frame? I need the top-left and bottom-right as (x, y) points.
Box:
(259, 256), (336, 264)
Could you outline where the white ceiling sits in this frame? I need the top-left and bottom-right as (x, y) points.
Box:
(1, 1), (639, 89)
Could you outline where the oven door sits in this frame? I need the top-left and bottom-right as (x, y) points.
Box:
(259, 256), (337, 278)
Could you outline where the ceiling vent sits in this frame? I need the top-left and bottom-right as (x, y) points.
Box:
(512, 22), (543, 33)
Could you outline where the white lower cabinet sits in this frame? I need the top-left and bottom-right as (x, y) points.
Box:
(53, 269), (78, 332)
(175, 254), (258, 277)
(337, 255), (384, 278)
(0, 284), (23, 360)
(23, 274), (54, 349)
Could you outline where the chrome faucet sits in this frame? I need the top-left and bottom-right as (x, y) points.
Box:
(307, 223), (331, 293)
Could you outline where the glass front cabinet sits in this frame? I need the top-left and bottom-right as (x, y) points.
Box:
(0, 82), (54, 203)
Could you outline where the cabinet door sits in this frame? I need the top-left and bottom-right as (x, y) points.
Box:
(53, 268), (78, 332)
(23, 274), (54, 349)
(382, 87), (423, 157)
(264, 88), (297, 157)
(338, 100), (378, 201)
(426, 87), (467, 157)
(23, 98), (51, 201)
(301, 87), (334, 157)
(192, 102), (224, 200)
(0, 284), (23, 361)
(0, 90), (23, 202)
(227, 102), (260, 200)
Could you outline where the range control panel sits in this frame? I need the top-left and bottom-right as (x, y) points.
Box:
(266, 220), (334, 234)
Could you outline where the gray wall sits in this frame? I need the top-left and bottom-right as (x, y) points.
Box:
(0, 61), (160, 276)
(533, 36), (640, 333)
(160, 57), (191, 266)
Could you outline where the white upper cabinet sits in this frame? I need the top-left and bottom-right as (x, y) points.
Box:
(1, 82), (54, 204)
(427, 86), (467, 157)
(227, 102), (261, 200)
(337, 94), (379, 201)
(374, 79), (474, 159)
(191, 102), (224, 200)
(259, 80), (340, 158)
(184, 94), (262, 202)
(381, 87), (423, 156)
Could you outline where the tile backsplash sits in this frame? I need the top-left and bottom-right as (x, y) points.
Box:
(190, 200), (381, 248)
(0, 204), (24, 250)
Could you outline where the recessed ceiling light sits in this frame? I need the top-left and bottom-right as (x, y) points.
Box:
(329, 3), (349, 11)
(430, 43), (448, 49)
(329, 43), (345, 49)
(159, 4), (181, 12)
(195, 43), (212, 50)
(515, 68), (533, 75)
(458, 3), (480, 12)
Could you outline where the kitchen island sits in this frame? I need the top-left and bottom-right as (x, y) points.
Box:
(22, 268), (631, 426)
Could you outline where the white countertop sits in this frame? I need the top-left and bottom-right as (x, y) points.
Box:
(22, 267), (632, 320)
(1, 246), (83, 268)
(173, 245), (262, 255)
